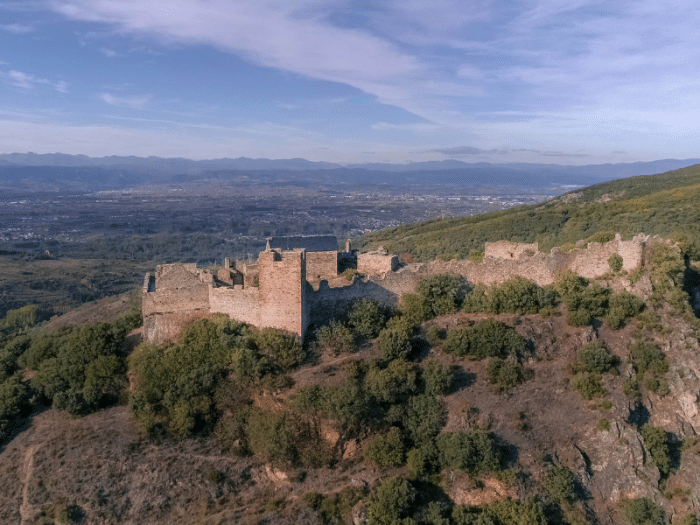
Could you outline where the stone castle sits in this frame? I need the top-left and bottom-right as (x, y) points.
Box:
(142, 233), (650, 344)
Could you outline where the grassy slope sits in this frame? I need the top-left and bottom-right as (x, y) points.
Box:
(359, 164), (700, 261)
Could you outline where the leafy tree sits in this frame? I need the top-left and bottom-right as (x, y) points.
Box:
(416, 273), (467, 317)
(377, 328), (412, 361)
(607, 291), (644, 329)
(348, 299), (388, 340)
(0, 374), (30, 442)
(245, 408), (294, 464)
(253, 328), (305, 371)
(365, 359), (420, 404)
(608, 253), (624, 273)
(314, 321), (355, 355)
(436, 429), (500, 474)
(390, 394), (446, 448)
(368, 476), (416, 525)
(423, 359), (454, 396)
(364, 427), (406, 467)
(443, 319), (527, 359)
(570, 373), (606, 400)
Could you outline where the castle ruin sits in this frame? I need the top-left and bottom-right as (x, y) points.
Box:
(142, 233), (651, 344)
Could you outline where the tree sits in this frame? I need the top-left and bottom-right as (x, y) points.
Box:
(368, 476), (416, 525)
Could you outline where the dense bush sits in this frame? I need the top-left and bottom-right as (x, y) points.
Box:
(252, 327), (305, 371)
(606, 291), (645, 329)
(622, 497), (666, 525)
(630, 340), (669, 378)
(423, 359), (454, 396)
(463, 277), (557, 315)
(574, 342), (618, 374)
(442, 319), (527, 359)
(348, 299), (388, 340)
(365, 359), (420, 404)
(542, 465), (577, 505)
(244, 408), (294, 464)
(487, 358), (527, 391)
(28, 321), (127, 415)
(483, 498), (548, 525)
(608, 253), (624, 273)
(377, 328), (412, 361)
(570, 373), (606, 400)
(399, 293), (433, 326)
(416, 273), (467, 317)
(364, 427), (406, 467)
(314, 321), (355, 355)
(368, 476), (416, 525)
(640, 423), (672, 475)
(389, 394), (446, 448)
(0, 374), (30, 442)
(436, 429), (500, 475)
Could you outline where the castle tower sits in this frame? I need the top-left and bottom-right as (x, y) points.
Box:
(258, 249), (308, 337)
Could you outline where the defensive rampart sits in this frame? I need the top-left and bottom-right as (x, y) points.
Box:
(143, 233), (651, 343)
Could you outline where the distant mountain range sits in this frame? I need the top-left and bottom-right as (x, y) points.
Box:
(1, 152), (698, 192)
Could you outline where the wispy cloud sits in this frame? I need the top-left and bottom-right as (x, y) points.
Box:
(431, 146), (508, 156)
(99, 47), (119, 57)
(99, 92), (151, 109)
(2, 69), (68, 93)
(0, 23), (33, 34)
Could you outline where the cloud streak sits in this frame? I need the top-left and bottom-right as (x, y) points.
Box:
(2, 69), (68, 93)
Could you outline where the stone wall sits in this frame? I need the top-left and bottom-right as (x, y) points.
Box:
(209, 285), (260, 327)
(357, 252), (399, 276)
(306, 251), (338, 282)
(142, 266), (211, 344)
(143, 233), (651, 343)
(258, 249), (308, 336)
(484, 240), (539, 260)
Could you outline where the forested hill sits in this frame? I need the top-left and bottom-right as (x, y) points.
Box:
(359, 163), (700, 262)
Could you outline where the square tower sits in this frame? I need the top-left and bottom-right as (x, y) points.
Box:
(258, 248), (308, 337)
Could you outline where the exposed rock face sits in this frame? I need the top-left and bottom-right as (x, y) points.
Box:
(444, 473), (517, 506)
(576, 420), (660, 506)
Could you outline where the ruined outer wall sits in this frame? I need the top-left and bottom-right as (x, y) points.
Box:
(569, 234), (645, 277)
(484, 240), (539, 260)
(258, 249), (308, 336)
(357, 253), (399, 275)
(142, 280), (210, 344)
(306, 251), (338, 281)
(209, 285), (260, 327)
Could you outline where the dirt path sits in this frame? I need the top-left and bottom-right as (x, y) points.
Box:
(19, 443), (40, 525)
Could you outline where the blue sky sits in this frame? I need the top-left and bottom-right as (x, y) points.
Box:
(1, 0), (699, 164)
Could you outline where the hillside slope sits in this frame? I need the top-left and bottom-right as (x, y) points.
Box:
(360, 164), (700, 261)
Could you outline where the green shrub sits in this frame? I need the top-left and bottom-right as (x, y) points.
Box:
(364, 427), (406, 467)
(390, 394), (446, 447)
(342, 268), (361, 281)
(598, 418), (611, 431)
(349, 299), (388, 340)
(406, 447), (430, 480)
(365, 359), (420, 404)
(443, 319), (527, 359)
(416, 273), (467, 317)
(640, 423), (672, 475)
(436, 429), (500, 475)
(487, 358), (526, 391)
(245, 408), (294, 464)
(483, 497), (548, 525)
(571, 373), (606, 400)
(622, 497), (666, 525)
(575, 342), (618, 374)
(424, 324), (446, 347)
(608, 253), (624, 273)
(0, 374), (30, 442)
(423, 359), (454, 396)
(607, 291), (645, 329)
(463, 278), (557, 315)
(400, 293), (433, 326)
(368, 476), (416, 525)
(377, 328), (412, 361)
(315, 321), (355, 355)
(630, 341), (669, 377)
(542, 465), (577, 505)
(253, 328), (305, 371)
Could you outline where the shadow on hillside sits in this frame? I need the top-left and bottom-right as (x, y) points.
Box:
(0, 402), (51, 454)
(451, 368), (477, 393)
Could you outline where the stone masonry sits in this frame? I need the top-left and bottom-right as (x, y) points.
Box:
(142, 233), (652, 344)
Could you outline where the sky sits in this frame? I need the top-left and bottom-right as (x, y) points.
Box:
(1, 0), (699, 165)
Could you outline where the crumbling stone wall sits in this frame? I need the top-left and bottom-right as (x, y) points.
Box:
(357, 252), (399, 276)
(143, 233), (651, 343)
(306, 251), (338, 282)
(485, 240), (539, 260)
